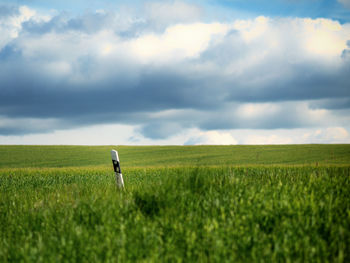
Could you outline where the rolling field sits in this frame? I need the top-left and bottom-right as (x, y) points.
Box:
(0, 145), (350, 262)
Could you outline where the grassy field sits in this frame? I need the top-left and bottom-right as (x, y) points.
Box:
(1, 144), (350, 168)
(0, 145), (349, 262)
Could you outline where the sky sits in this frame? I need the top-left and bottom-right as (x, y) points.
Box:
(0, 0), (350, 145)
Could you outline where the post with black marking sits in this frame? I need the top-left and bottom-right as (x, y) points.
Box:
(111, 150), (124, 188)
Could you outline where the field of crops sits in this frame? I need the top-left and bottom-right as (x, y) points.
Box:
(0, 145), (349, 262)
(1, 144), (350, 168)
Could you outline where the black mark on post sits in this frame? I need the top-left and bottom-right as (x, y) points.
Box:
(112, 160), (121, 173)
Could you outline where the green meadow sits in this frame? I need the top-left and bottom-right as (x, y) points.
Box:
(0, 145), (349, 262)
(1, 144), (350, 168)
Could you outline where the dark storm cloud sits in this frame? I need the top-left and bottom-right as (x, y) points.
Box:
(139, 122), (183, 139)
(0, 56), (217, 134)
(310, 98), (350, 110)
(224, 64), (350, 103)
(0, 64), (198, 118)
(1, 49), (349, 137)
(1, 6), (350, 139)
(0, 118), (64, 135)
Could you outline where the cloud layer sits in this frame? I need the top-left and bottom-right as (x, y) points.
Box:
(0, 3), (350, 142)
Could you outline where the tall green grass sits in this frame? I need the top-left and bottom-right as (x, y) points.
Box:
(1, 166), (349, 262)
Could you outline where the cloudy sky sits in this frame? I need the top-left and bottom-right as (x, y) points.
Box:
(0, 0), (350, 145)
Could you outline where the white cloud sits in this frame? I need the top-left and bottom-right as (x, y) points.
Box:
(236, 103), (279, 119)
(12, 14), (350, 68)
(0, 123), (136, 145)
(302, 18), (348, 58)
(226, 127), (350, 145)
(130, 22), (230, 62)
(186, 130), (238, 145)
(303, 127), (350, 143)
(233, 16), (270, 43)
(244, 134), (294, 145)
(1, 123), (350, 145)
(0, 6), (51, 49)
(0, 6), (35, 49)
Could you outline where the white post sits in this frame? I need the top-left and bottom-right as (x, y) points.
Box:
(111, 150), (124, 188)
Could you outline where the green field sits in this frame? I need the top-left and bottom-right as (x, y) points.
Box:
(1, 144), (350, 168)
(0, 145), (349, 262)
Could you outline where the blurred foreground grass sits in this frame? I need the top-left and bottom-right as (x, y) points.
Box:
(1, 166), (349, 262)
(0, 145), (349, 262)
